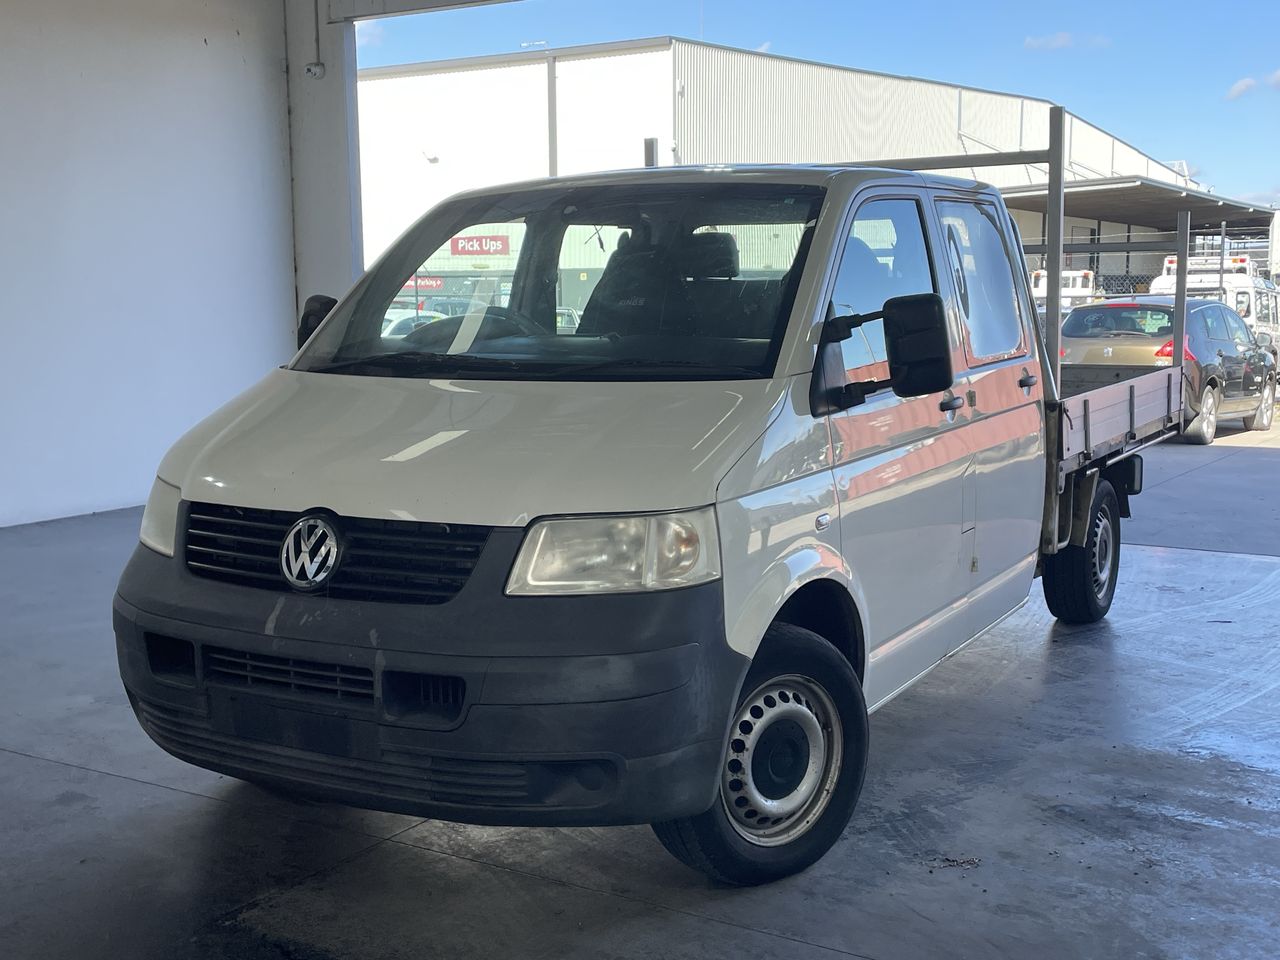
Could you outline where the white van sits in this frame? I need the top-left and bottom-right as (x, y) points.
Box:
(115, 166), (1175, 884)
(1150, 256), (1280, 341)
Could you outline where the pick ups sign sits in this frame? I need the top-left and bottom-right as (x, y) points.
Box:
(451, 235), (510, 256)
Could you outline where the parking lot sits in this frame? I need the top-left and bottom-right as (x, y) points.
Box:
(3, 419), (1277, 960)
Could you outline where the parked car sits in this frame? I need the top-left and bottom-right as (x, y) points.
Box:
(555, 306), (581, 334)
(1061, 296), (1276, 443)
(117, 165), (1174, 886)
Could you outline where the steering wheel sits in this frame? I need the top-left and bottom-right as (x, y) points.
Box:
(401, 305), (550, 350)
(480, 305), (551, 338)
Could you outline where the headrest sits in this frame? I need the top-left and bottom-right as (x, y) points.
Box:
(676, 232), (739, 279)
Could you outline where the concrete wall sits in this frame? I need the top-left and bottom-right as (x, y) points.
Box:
(0, 0), (296, 526)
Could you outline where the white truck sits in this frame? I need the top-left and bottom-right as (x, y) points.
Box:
(1031, 267), (1097, 315)
(1150, 255), (1280, 340)
(114, 162), (1180, 885)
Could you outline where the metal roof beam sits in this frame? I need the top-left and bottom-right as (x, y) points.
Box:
(327, 0), (516, 23)
(856, 149), (1050, 171)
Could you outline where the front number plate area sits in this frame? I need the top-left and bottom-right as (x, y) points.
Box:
(209, 692), (376, 760)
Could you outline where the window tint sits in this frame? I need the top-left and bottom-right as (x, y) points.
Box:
(936, 200), (1026, 362)
(1224, 309), (1252, 343)
(831, 198), (935, 382)
(1202, 305), (1231, 340)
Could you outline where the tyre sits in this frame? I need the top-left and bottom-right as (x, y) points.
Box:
(1042, 478), (1120, 624)
(651, 622), (868, 886)
(1242, 380), (1275, 432)
(1184, 385), (1219, 445)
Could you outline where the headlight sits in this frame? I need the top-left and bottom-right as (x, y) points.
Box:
(139, 477), (181, 557)
(506, 507), (721, 596)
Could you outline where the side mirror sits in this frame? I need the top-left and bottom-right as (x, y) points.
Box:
(1257, 332), (1274, 348)
(816, 293), (954, 411)
(298, 294), (337, 350)
(882, 293), (955, 400)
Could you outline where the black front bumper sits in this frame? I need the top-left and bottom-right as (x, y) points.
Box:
(114, 529), (748, 826)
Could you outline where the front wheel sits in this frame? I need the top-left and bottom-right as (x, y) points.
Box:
(651, 622), (868, 886)
(1042, 478), (1120, 624)
(1242, 380), (1275, 432)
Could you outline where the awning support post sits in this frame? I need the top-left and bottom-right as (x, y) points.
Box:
(1045, 106), (1066, 392)
(1172, 209), (1191, 428)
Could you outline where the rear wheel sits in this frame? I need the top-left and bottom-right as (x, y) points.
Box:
(1042, 479), (1120, 624)
(1242, 380), (1275, 432)
(1184, 385), (1219, 445)
(651, 622), (868, 886)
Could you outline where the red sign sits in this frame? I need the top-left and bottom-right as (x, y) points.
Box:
(450, 235), (510, 256)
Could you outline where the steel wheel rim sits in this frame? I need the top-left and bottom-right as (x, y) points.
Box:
(1202, 388), (1217, 439)
(1091, 503), (1114, 600)
(1262, 384), (1275, 428)
(720, 675), (843, 847)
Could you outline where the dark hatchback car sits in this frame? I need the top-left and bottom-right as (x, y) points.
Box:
(1061, 296), (1276, 444)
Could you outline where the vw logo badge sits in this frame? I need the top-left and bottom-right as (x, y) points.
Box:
(280, 515), (340, 590)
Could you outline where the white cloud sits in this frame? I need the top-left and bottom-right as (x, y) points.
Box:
(1024, 32), (1073, 50)
(1268, 69), (1280, 87)
(355, 20), (385, 49)
(755, 41), (772, 53)
(1087, 35), (1112, 48)
(1225, 77), (1257, 100)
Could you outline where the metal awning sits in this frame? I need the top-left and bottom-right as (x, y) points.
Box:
(1001, 176), (1276, 232)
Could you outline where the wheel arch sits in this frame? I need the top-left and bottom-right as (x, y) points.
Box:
(770, 578), (866, 683)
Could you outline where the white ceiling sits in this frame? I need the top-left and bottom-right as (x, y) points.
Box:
(327, 0), (517, 23)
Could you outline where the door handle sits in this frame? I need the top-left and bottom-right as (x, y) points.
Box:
(939, 395), (964, 412)
(1018, 373), (1038, 388)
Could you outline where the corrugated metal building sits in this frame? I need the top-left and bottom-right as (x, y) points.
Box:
(356, 37), (1203, 279)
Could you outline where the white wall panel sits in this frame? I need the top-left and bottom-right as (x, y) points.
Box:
(1, 0), (295, 526)
(358, 63), (549, 261)
(555, 49), (674, 176)
(1068, 116), (1113, 180)
(673, 42), (958, 165)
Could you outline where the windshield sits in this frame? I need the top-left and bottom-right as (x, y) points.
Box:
(294, 182), (825, 381)
(1062, 305), (1173, 339)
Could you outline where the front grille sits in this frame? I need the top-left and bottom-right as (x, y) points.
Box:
(203, 646), (375, 705)
(184, 502), (491, 604)
(134, 699), (535, 806)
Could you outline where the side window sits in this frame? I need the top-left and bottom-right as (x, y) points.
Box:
(831, 198), (936, 382)
(1202, 305), (1231, 341)
(1234, 291), (1252, 318)
(557, 224), (630, 333)
(1224, 309), (1253, 344)
(935, 200), (1026, 363)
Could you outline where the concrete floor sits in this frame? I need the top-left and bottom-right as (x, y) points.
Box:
(2, 425), (1279, 960)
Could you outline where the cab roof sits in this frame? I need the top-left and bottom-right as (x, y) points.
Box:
(447, 163), (992, 202)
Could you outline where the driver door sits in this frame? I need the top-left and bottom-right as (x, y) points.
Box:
(826, 191), (975, 708)
(1223, 307), (1268, 413)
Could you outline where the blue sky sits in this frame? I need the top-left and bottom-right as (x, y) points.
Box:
(355, 0), (1280, 204)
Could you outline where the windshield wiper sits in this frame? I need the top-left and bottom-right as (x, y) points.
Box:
(551, 358), (762, 378)
(311, 351), (522, 374)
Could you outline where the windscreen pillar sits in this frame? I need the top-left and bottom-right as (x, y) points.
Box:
(284, 0), (365, 319)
